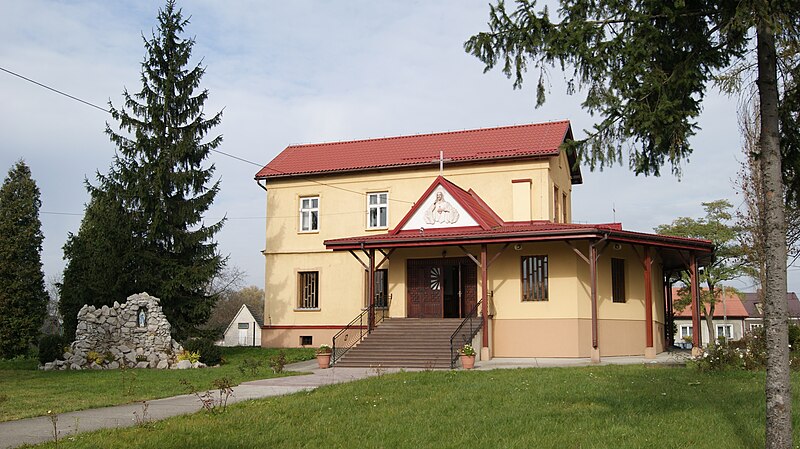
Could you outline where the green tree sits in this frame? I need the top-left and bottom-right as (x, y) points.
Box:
(655, 200), (747, 344)
(59, 189), (135, 340)
(60, 0), (224, 341)
(0, 160), (48, 358)
(466, 2), (798, 445)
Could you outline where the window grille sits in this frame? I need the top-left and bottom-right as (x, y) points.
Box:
(299, 271), (319, 309)
(521, 255), (548, 301)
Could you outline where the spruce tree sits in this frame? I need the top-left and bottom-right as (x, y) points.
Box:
(60, 0), (224, 340)
(0, 160), (48, 358)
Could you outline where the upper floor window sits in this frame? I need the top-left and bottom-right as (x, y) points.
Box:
(562, 192), (568, 223)
(299, 197), (319, 232)
(367, 192), (388, 229)
(553, 186), (560, 223)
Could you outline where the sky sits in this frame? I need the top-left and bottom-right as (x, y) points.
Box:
(1, 0), (792, 295)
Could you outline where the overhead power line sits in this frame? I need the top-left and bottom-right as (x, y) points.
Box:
(1, 64), (417, 205)
(0, 65), (111, 113)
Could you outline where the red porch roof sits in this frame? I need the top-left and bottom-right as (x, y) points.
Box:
(324, 220), (714, 269)
(255, 121), (581, 183)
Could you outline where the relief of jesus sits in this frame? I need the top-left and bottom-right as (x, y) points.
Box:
(424, 191), (459, 225)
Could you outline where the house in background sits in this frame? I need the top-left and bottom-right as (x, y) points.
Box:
(672, 288), (749, 347)
(255, 121), (714, 367)
(741, 292), (800, 333)
(219, 304), (263, 347)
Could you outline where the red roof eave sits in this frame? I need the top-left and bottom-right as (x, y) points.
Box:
(324, 226), (713, 253)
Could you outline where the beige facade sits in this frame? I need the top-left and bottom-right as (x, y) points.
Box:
(257, 123), (712, 359)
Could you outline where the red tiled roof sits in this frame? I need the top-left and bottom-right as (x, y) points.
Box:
(672, 288), (749, 318)
(256, 121), (574, 179)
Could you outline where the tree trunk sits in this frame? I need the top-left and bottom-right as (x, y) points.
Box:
(757, 18), (792, 449)
(704, 309), (716, 347)
(705, 285), (717, 347)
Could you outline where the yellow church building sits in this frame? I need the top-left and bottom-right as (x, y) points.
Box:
(255, 121), (713, 367)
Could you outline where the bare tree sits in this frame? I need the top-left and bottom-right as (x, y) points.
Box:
(735, 101), (800, 301)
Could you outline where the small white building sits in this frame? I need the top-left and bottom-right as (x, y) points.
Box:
(672, 289), (748, 348)
(220, 304), (263, 347)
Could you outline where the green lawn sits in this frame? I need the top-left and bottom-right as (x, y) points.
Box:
(28, 364), (800, 448)
(0, 347), (314, 422)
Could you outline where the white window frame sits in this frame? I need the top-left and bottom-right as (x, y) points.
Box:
(716, 324), (733, 340)
(367, 192), (388, 229)
(299, 196), (319, 232)
(750, 323), (764, 330)
(679, 325), (693, 339)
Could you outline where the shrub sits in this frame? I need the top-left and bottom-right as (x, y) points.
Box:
(38, 335), (68, 365)
(789, 324), (800, 349)
(239, 357), (263, 376)
(268, 350), (288, 374)
(691, 327), (766, 372)
(178, 350), (201, 364)
(183, 338), (223, 366)
(86, 351), (105, 365)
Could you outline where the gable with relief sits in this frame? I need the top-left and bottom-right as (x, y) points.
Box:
(400, 186), (478, 231)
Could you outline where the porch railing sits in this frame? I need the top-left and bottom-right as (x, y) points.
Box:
(331, 304), (387, 366)
(449, 299), (483, 369)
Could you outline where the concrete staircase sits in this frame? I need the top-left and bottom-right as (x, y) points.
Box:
(334, 318), (478, 369)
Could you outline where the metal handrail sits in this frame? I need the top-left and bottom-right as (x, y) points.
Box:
(331, 304), (387, 366)
(449, 299), (483, 369)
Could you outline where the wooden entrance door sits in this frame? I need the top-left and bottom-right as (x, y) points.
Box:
(407, 258), (477, 318)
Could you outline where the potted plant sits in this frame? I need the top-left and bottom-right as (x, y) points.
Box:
(316, 344), (332, 369)
(682, 335), (693, 349)
(459, 343), (476, 370)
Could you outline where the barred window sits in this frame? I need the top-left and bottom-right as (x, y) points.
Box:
(521, 255), (548, 301)
(611, 258), (626, 303)
(298, 271), (319, 309)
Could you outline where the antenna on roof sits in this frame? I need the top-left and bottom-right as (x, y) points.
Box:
(612, 202), (616, 222)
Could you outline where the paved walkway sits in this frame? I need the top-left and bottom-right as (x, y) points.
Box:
(0, 360), (399, 449)
(0, 353), (687, 448)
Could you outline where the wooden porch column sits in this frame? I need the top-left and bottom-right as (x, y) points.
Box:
(368, 248), (375, 332)
(590, 241), (600, 363)
(690, 253), (702, 355)
(644, 247), (655, 358)
(480, 244), (490, 360)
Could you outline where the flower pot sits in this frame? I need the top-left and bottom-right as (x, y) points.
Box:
(316, 353), (331, 369)
(460, 354), (475, 370)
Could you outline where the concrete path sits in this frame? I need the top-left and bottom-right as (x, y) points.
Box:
(0, 360), (397, 449)
(0, 353), (687, 448)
